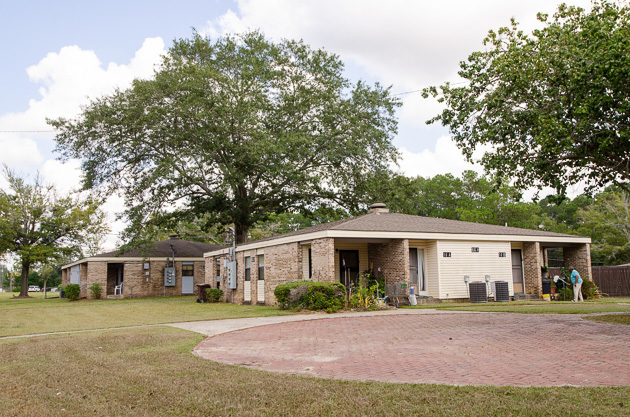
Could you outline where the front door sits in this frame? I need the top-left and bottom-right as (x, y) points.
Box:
(182, 263), (194, 294)
(409, 248), (428, 295)
(339, 250), (360, 290)
(511, 249), (524, 294)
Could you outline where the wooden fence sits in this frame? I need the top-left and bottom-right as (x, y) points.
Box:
(549, 266), (630, 297)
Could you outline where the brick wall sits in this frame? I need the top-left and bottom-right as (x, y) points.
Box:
(522, 242), (542, 296)
(564, 244), (593, 282)
(264, 242), (301, 305)
(80, 263), (88, 298)
(311, 238), (335, 282)
(85, 262), (107, 299)
(368, 239), (409, 285)
(61, 268), (69, 286)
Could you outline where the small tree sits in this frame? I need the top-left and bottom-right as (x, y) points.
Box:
(0, 166), (108, 297)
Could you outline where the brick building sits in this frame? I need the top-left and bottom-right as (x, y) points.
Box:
(204, 204), (591, 305)
(61, 235), (225, 299)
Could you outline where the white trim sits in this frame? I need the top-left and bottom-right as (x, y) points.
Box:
(203, 230), (590, 258)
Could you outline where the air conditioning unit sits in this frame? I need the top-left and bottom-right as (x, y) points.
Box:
(469, 281), (487, 303)
(491, 281), (510, 302)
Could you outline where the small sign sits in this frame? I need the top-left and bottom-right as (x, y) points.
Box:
(443, 252), (452, 258)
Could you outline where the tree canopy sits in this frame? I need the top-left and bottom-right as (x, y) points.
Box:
(0, 167), (107, 297)
(423, 1), (630, 195)
(51, 31), (401, 244)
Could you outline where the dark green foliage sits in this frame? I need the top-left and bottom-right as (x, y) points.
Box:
(274, 281), (345, 311)
(51, 31), (400, 244)
(581, 279), (600, 300)
(64, 284), (81, 301)
(0, 167), (106, 297)
(206, 288), (224, 303)
(424, 1), (630, 195)
(88, 283), (102, 299)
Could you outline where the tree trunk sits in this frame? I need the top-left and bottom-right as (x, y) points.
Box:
(19, 260), (30, 297)
(235, 222), (249, 244)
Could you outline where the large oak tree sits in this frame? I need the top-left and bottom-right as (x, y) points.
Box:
(51, 32), (400, 243)
(424, 1), (630, 195)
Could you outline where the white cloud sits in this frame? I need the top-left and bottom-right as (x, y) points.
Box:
(0, 37), (166, 170)
(0, 134), (43, 167)
(40, 159), (83, 194)
(203, 0), (592, 90)
(397, 135), (485, 178)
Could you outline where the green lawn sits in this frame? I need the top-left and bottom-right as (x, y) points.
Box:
(1, 294), (629, 416)
(1, 327), (628, 416)
(406, 298), (630, 315)
(0, 293), (294, 337)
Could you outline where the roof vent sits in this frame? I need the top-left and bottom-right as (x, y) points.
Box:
(168, 233), (180, 240)
(368, 203), (389, 214)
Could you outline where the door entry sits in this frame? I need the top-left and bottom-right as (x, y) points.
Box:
(511, 249), (524, 294)
(339, 250), (360, 290)
(409, 248), (427, 295)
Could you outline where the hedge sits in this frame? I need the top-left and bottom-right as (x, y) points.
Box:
(274, 281), (345, 312)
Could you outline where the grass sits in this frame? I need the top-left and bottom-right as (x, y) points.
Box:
(405, 297), (630, 315)
(0, 326), (628, 416)
(584, 314), (630, 325)
(0, 293), (294, 337)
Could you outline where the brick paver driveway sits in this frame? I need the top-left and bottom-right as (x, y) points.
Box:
(193, 312), (630, 387)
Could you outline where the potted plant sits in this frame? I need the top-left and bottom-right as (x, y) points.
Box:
(541, 266), (549, 280)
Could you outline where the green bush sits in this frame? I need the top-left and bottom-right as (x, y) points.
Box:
(64, 284), (81, 301)
(12, 286), (20, 293)
(581, 279), (600, 299)
(274, 281), (345, 312)
(89, 283), (102, 299)
(206, 288), (224, 303)
(274, 281), (311, 309)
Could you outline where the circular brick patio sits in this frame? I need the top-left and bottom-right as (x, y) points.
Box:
(193, 312), (630, 386)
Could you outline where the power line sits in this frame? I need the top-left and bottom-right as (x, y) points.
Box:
(0, 130), (55, 133)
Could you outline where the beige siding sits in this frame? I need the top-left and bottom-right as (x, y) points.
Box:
(302, 244), (311, 279)
(510, 242), (523, 250)
(410, 240), (439, 298)
(437, 240), (513, 299)
(334, 242), (369, 282)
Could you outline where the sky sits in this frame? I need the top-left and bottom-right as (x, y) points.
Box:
(0, 0), (593, 250)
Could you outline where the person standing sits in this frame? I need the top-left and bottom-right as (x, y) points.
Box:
(569, 265), (583, 302)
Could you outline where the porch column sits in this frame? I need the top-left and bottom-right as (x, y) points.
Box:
(368, 239), (409, 284)
(522, 242), (542, 296)
(311, 237), (335, 282)
(564, 244), (593, 281)
(86, 262), (107, 299)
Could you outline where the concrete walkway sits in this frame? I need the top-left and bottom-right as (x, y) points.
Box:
(167, 308), (475, 336)
(186, 310), (630, 387)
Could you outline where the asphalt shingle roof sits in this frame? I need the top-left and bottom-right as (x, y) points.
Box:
(94, 237), (225, 258)
(247, 211), (580, 245)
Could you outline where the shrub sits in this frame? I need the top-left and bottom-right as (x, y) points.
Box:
(89, 283), (103, 299)
(12, 286), (20, 293)
(64, 283), (81, 301)
(274, 281), (311, 309)
(581, 279), (600, 299)
(206, 288), (224, 302)
(274, 281), (345, 312)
